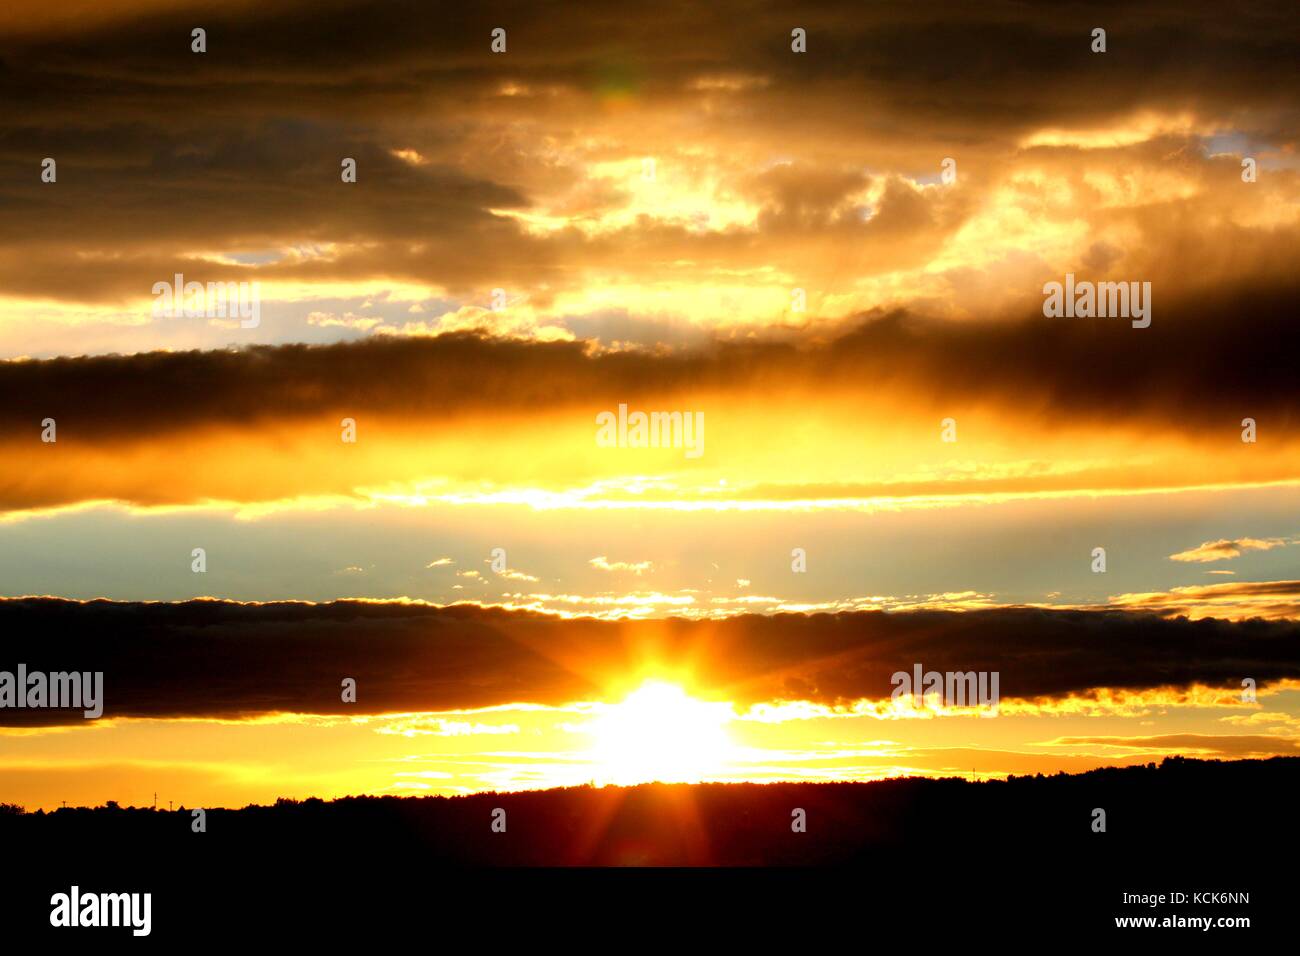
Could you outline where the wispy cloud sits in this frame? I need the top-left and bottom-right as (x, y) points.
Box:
(1169, 537), (1291, 563)
(589, 556), (655, 575)
(1107, 579), (1300, 620)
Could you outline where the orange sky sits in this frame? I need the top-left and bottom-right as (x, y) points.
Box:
(1, 0), (1298, 809)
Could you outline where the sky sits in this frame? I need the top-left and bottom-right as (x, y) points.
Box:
(1, 0), (1299, 810)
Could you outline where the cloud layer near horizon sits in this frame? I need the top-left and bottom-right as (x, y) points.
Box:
(2, 598), (1297, 725)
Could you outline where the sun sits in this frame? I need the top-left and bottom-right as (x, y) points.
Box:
(586, 680), (737, 786)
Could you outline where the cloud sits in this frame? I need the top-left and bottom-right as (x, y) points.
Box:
(589, 557), (654, 575)
(1048, 734), (1300, 757)
(1106, 579), (1300, 620)
(496, 569), (541, 582)
(374, 716), (520, 737)
(0, 0), (1296, 354)
(2, 598), (1297, 726)
(1169, 537), (1290, 563)
(1219, 711), (1300, 730)
(1, 278), (1298, 517)
(5, 289), (1297, 435)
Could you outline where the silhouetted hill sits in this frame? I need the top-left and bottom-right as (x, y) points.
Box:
(2, 756), (1291, 940)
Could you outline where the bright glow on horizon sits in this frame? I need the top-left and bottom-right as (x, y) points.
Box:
(585, 680), (738, 786)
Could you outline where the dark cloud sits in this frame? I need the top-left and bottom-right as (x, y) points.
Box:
(1107, 579), (1300, 620)
(1, 597), (1296, 726)
(0, 0), (1294, 303)
(1, 275), (1296, 434)
(3, 1), (1294, 133)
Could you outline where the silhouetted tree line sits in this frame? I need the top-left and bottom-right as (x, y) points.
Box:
(3, 756), (1294, 940)
(3, 756), (1295, 867)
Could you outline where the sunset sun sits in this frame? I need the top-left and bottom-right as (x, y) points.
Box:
(587, 680), (738, 786)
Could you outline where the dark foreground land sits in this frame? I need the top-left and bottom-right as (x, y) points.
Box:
(1, 756), (1293, 940)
